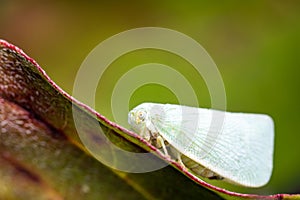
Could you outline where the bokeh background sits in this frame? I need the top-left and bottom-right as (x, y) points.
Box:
(1, 0), (299, 195)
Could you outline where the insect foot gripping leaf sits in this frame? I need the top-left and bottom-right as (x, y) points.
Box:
(128, 102), (274, 188)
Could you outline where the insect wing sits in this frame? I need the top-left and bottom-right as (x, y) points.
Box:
(148, 104), (274, 187)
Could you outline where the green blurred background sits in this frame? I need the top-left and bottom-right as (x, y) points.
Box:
(1, 0), (299, 195)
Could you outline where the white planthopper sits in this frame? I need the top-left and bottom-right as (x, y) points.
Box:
(128, 103), (274, 188)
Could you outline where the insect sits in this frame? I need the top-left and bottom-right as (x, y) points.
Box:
(128, 103), (274, 187)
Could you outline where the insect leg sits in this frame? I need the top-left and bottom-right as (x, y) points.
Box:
(157, 135), (169, 157)
(140, 125), (151, 142)
(177, 152), (184, 166)
(170, 148), (187, 169)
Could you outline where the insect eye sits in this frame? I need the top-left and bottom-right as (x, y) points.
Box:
(138, 111), (146, 121)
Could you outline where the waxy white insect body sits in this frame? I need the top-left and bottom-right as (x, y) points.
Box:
(128, 103), (274, 188)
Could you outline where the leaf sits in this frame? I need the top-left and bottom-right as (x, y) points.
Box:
(0, 39), (299, 200)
